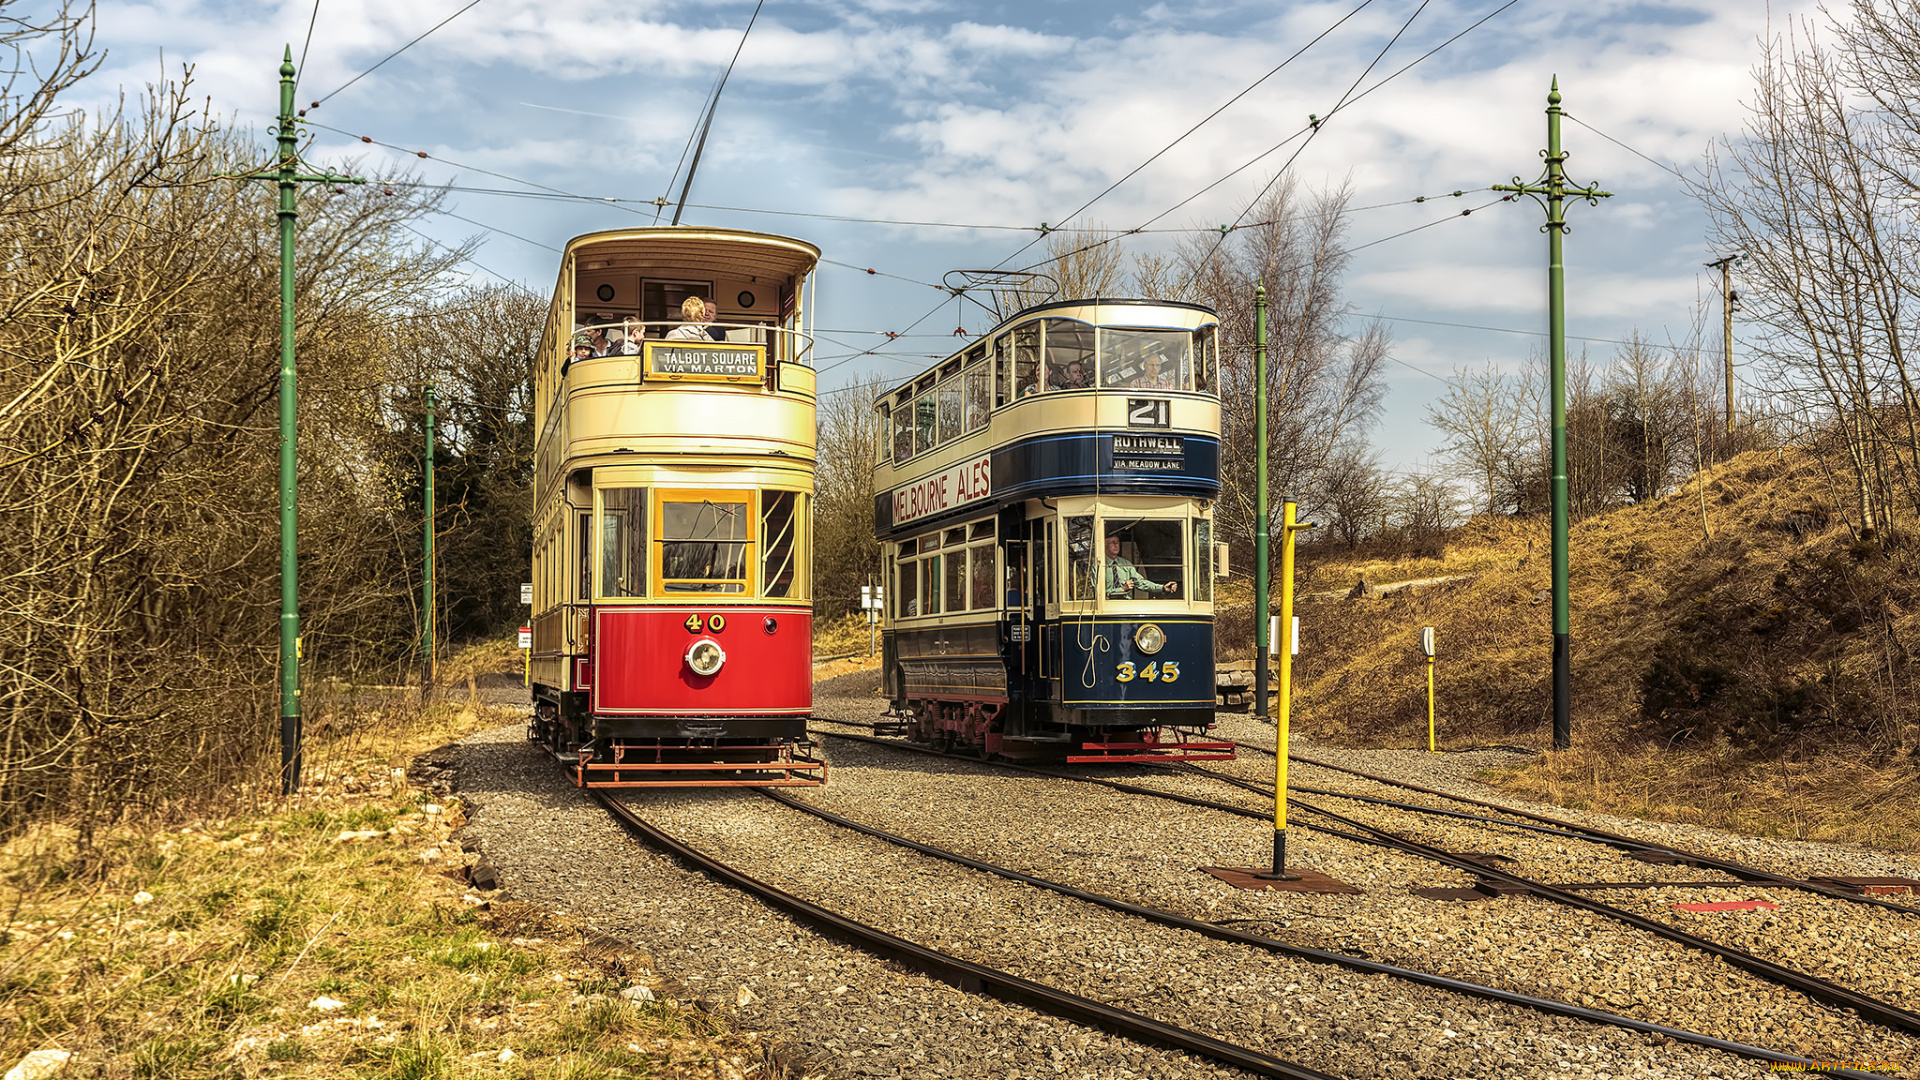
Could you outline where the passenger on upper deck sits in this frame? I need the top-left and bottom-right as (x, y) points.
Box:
(1048, 360), (1089, 391)
(701, 300), (728, 343)
(665, 296), (712, 341)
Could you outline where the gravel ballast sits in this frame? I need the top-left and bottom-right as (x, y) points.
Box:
(454, 683), (1919, 1079)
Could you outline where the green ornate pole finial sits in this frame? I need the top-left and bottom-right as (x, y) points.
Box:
(1490, 79), (1610, 753)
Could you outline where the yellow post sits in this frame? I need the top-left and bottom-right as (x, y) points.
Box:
(1262, 499), (1311, 879)
(1427, 656), (1437, 752)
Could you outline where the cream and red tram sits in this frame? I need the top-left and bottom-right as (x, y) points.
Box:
(873, 299), (1232, 762)
(528, 227), (824, 786)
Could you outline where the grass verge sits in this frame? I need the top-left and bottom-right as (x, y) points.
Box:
(0, 645), (800, 1079)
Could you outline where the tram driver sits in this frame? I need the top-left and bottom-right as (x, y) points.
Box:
(1104, 533), (1178, 599)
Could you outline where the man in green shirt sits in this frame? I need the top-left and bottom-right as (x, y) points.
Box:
(1105, 535), (1179, 599)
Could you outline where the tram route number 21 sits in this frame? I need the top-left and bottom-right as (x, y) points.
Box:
(1116, 661), (1179, 683)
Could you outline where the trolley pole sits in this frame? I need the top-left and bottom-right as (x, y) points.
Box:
(423, 385), (437, 693)
(1491, 77), (1609, 753)
(1706, 254), (1739, 436)
(1252, 284), (1271, 724)
(239, 48), (364, 795)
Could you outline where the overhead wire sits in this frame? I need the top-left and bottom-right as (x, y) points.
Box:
(305, 0), (487, 111)
(1562, 112), (1689, 181)
(988, 0), (1384, 272)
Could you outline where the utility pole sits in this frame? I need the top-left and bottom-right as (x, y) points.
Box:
(423, 385), (437, 692)
(1492, 77), (1610, 753)
(239, 48), (363, 794)
(1252, 285), (1272, 727)
(1706, 255), (1740, 436)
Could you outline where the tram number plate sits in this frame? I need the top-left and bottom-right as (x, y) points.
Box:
(1116, 661), (1179, 683)
(1126, 399), (1171, 428)
(1121, 397), (1167, 426)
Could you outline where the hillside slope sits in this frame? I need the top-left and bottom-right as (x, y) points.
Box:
(1276, 447), (1920, 851)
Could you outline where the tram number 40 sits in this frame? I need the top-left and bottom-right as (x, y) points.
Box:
(1116, 661), (1179, 683)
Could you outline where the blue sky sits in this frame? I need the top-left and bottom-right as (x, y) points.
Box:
(90, 0), (1780, 473)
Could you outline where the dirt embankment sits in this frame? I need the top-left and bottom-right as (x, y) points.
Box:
(1277, 448), (1920, 851)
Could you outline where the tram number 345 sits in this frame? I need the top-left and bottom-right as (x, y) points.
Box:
(1116, 661), (1179, 683)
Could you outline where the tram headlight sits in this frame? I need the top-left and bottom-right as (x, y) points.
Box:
(1134, 623), (1166, 654)
(685, 639), (726, 676)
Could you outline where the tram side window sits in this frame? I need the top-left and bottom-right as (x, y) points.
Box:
(1013, 323), (1041, 398)
(969, 538), (995, 609)
(599, 488), (648, 598)
(964, 366), (990, 433)
(1193, 325), (1218, 395)
(660, 496), (749, 593)
(893, 395), (914, 464)
(1044, 319), (1094, 391)
(942, 527), (966, 612)
(761, 491), (800, 598)
(896, 540), (919, 618)
(993, 334), (1011, 407)
(919, 554), (941, 616)
(938, 378), (963, 443)
(578, 512), (591, 602)
(1103, 519), (1184, 601)
(1065, 516), (1095, 601)
(1102, 328), (1190, 391)
(914, 393), (937, 454)
(1192, 518), (1213, 604)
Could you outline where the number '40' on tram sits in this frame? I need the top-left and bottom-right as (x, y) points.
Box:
(871, 298), (1233, 762)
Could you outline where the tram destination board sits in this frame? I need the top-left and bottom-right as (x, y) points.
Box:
(642, 340), (765, 384)
(1111, 433), (1185, 473)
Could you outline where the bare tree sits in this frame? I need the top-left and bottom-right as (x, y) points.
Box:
(1317, 444), (1388, 548)
(1426, 360), (1528, 514)
(813, 375), (891, 619)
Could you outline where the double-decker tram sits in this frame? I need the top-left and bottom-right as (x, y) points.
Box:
(872, 299), (1233, 762)
(528, 227), (825, 786)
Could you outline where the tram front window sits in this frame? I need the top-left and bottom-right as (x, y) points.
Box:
(660, 496), (749, 593)
(600, 488), (648, 598)
(1102, 328), (1190, 391)
(761, 491), (800, 598)
(1102, 520), (1183, 601)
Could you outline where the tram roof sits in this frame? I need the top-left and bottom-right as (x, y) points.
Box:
(560, 227), (820, 282)
(880, 296), (1220, 402)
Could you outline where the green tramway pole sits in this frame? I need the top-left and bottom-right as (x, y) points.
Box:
(1252, 284), (1270, 725)
(423, 385), (436, 689)
(241, 49), (364, 794)
(1492, 77), (1610, 751)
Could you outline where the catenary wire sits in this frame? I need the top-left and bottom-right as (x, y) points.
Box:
(1562, 112), (1688, 181)
(988, 0), (1384, 272)
(306, 0), (487, 111)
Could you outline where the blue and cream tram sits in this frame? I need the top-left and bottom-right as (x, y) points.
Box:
(872, 299), (1232, 762)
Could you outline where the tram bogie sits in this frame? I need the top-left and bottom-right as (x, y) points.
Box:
(527, 227), (825, 787)
(873, 300), (1233, 763)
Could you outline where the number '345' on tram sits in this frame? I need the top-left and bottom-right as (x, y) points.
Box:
(872, 298), (1233, 762)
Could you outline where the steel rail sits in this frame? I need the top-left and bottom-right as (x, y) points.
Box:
(757, 786), (1892, 1079)
(812, 728), (1920, 1040)
(584, 788), (1339, 1080)
(1253, 746), (1920, 918)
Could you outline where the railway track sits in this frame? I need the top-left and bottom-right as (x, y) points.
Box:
(581, 785), (1337, 1080)
(808, 721), (1920, 1057)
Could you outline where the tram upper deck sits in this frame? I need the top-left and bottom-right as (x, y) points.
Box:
(870, 299), (1221, 543)
(533, 227), (821, 493)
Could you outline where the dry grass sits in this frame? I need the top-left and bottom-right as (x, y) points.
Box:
(0, 639), (797, 1080)
(1282, 448), (1920, 852)
(809, 614), (880, 660)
